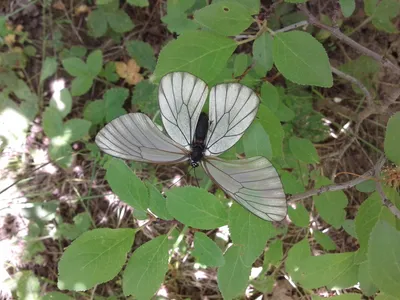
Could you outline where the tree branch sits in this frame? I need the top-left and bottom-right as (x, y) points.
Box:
(298, 4), (400, 76)
(288, 156), (386, 203)
(331, 66), (374, 105)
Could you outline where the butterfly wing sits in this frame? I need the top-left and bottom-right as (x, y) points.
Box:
(159, 72), (209, 148)
(202, 156), (287, 221)
(95, 113), (189, 164)
(205, 83), (259, 156)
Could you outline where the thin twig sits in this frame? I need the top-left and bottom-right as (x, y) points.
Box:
(331, 66), (373, 105)
(288, 156), (386, 203)
(373, 156), (400, 218)
(298, 4), (400, 75)
(274, 20), (309, 33)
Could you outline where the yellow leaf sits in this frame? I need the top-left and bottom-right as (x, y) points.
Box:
(115, 61), (128, 79)
(75, 5), (90, 15)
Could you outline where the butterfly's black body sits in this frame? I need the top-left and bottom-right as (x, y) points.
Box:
(190, 112), (209, 167)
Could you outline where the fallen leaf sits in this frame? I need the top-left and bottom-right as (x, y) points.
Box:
(5, 34), (16, 46)
(115, 59), (143, 85)
(52, 0), (66, 10)
(75, 5), (90, 15)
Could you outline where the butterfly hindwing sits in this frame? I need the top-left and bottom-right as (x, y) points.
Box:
(95, 113), (189, 164)
(202, 156), (287, 221)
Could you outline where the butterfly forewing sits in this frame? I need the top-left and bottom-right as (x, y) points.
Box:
(159, 72), (209, 148)
(202, 156), (287, 221)
(205, 83), (260, 156)
(95, 113), (189, 164)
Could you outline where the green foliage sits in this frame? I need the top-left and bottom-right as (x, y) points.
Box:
(87, 0), (134, 37)
(62, 50), (103, 96)
(217, 245), (252, 299)
(16, 271), (40, 300)
(243, 121), (272, 159)
(146, 183), (174, 220)
(166, 186), (228, 229)
(314, 230), (336, 251)
(368, 221), (400, 297)
(229, 204), (277, 265)
(286, 239), (311, 276)
(384, 112), (400, 165)
(127, 0), (149, 7)
(340, 0), (356, 17)
(192, 232), (225, 267)
(288, 204), (309, 227)
(123, 235), (170, 298)
(289, 136), (319, 163)
(194, 1), (253, 36)
(253, 32), (274, 76)
(161, 0), (199, 34)
(40, 57), (58, 83)
(273, 31), (333, 87)
(131, 80), (158, 113)
(106, 159), (149, 213)
(313, 177), (348, 229)
(153, 30), (237, 84)
(260, 82), (279, 112)
(126, 40), (156, 71)
(364, 0), (400, 32)
(58, 228), (135, 290)
(264, 240), (283, 267)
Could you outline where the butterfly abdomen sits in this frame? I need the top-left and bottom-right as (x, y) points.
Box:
(190, 112), (209, 166)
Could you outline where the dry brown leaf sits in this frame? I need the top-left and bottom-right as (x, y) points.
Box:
(15, 25), (23, 32)
(4, 34), (16, 46)
(75, 5), (90, 15)
(115, 59), (143, 85)
(52, 0), (66, 10)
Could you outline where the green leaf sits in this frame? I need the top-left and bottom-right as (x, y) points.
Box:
(292, 252), (358, 289)
(273, 31), (333, 87)
(107, 9), (135, 33)
(264, 240), (283, 267)
(104, 87), (129, 122)
(243, 121), (272, 159)
(16, 271), (40, 300)
(40, 57), (58, 83)
(126, 40), (156, 71)
(286, 239), (311, 277)
(49, 143), (73, 168)
(71, 76), (93, 96)
(161, 12), (199, 34)
(384, 112), (400, 165)
(288, 204), (309, 227)
(131, 80), (158, 112)
(364, 0), (400, 33)
(58, 228), (135, 290)
(86, 50), (103, 77)
(356, 179), (376, 192)
(256, 105), (284, 158)
(49, 88), (72, 118)
(127, 0), (149, 7)
(281, 172), (305, 194)
(192, 232), (225, 267)
(342, 219), (357, 238)
(368, 221), (400, 297)
(375, 294), (398, 300)
(194, 1), (253, 36)
(146, 183), (174, 220)
(340, 0), (356, 17)
(217, 245), (251, 300)
(62, 57), (88, 77)
(43, 107), (64, 138)
(123, 235), (170, 298)
(253, 32), (274, 75)
(154, 30), (237, 84)
(63, 119), (91, 142)
(314, 230), (336, 251)
(84, 100), (105, 125)
(166, 186), (228, 229)
(313, 177), (348, 229)
(100, 62), (119, 82)
(106, 159), (149, 211)
(260, 82), (279, 112)
(233, 54), (250, 77)
(289, 136), (319, 163)
(229, 204), (277, 265)
(358, 261), (378, 296)
(355, 192), (382, 253)
(215, 0), (260, 14)
(87, 9), (108, 37)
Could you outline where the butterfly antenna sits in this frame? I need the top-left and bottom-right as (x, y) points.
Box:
(166, 172), (186, 190)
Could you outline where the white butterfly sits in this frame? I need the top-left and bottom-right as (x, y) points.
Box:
(95, 72), (287, 221)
